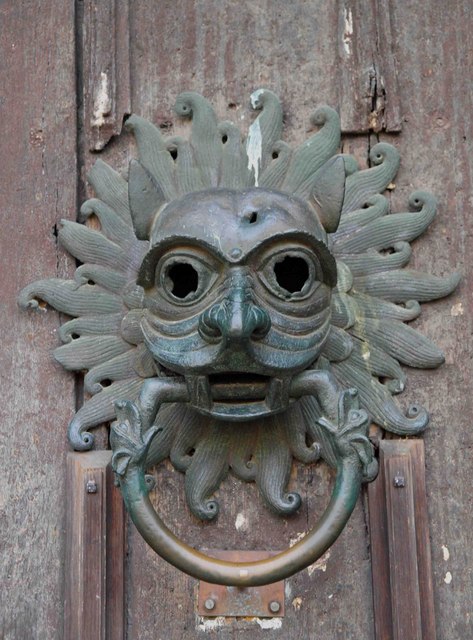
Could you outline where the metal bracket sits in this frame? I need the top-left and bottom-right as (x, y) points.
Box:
(197, 551), (285, 617)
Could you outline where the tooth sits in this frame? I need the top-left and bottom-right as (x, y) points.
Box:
(186, 375), (212, 410)
(266, 377), (291, 412)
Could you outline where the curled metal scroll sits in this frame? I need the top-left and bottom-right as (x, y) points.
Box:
(19, 90), (459, 587)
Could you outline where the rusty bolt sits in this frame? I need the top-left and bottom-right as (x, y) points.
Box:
(86, 479), (97, 494)
(204, 598), (216, 611)
(269, 600), (281, 613)
(393, 474), (405, 488)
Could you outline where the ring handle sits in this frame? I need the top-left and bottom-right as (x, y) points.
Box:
(110, 389), (377, 587)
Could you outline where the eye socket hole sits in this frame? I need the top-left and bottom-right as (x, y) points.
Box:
(249, 211), (258, 223)
(166, 262), (199, 298)
(274, 256), (309, 294)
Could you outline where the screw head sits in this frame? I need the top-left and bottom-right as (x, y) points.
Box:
(393, 474), (405, 488)
(86, 479), (97, 494)
(269, 600), (281, 613)
(204, 598), (216, 611)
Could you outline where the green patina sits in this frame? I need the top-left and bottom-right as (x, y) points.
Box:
(19, 90), (459, 584)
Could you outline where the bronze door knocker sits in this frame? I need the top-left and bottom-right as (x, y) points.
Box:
(19, 90), (459, 586)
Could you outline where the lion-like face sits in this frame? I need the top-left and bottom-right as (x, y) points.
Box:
(139, 188), (337, 420)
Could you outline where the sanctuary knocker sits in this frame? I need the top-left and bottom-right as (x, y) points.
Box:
(19, 90), (459, 590)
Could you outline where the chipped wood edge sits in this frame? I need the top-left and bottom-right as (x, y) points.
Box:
(82, 0), (131, 151)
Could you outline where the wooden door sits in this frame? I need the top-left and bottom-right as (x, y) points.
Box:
(1, 1), (472, 638)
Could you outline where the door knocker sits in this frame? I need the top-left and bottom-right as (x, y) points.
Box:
(19, 90), (459, 587)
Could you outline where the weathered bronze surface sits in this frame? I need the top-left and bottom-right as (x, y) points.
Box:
(111, 387), (373, 586)
(19, 90), (459, 586)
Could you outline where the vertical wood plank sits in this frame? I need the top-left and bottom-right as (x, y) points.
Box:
(387, 1), (473, 636)
(105, 464), (126, 640)
(368, 440), (437, 640)
(367, 456), (393, 640)
(64, 452), (126, 640)
(385, 455), (423, 639)
(409, 442), (436, 640)
(337, 0), (402, 133)
(372, 0), (402, 132)
(81, 0), (131, 150)
(0, 2), (77, 638)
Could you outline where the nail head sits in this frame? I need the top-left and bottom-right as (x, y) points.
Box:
(204, 598), (216, 611)
(269, 600), (281, 613)
(393, 474), (405, 488)
(86, 479), (97, 494)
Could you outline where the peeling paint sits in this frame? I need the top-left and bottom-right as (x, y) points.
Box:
(196, 615), (283, 631)
(450, 302), (464, 316)
(246, 118), (262, 186)
(292, 596), (303, 611)
(361, 343), (371, 361)
(288, 533), (331, 574)
(92, 71), (112, 128)
(196, 616), (226, 631)
(441, 544), (450, 561)
(255, 617), (283, 630)
(289, 531), (306, 547)
(343, 7), (354, 56)
(307, 549), (330, 576)
(444, 571), (453, 584)
(235, 512), (249, 531)
(250, 88), (265, 109)
(284, 581), (293, 599)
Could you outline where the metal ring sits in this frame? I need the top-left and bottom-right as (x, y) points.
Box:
(118, 456), (362, 587)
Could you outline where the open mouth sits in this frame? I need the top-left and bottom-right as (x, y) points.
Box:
(186, 373), (291, 421)
(208, 373), (271, 401)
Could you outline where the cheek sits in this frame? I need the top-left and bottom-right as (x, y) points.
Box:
(251, 287), (333, 365)
(254, 283), (333, 322)
(143, 287), (216, 323)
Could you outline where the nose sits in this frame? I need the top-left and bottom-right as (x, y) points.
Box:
(199, 271), (271, 342)
(199, 298), (271, 342)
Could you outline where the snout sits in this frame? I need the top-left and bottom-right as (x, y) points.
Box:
(199, 268), (271, 344)
(199, 296), (271, 342)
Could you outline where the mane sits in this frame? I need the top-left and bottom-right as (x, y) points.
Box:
(18, 90), (459, 517)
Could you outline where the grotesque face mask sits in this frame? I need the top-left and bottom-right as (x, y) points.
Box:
(19, 90), (458, 588)
(136, 187), (338, 420)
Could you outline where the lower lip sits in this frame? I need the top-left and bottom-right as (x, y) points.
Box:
(208, 373), (270, 402)
(187, 374), (290, 421)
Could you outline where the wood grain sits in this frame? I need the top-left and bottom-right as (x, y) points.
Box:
(64, 452), (126, 640)
(2, 0), (472, 638)
(0, 2), (77, 638)
(369, 440), (437, 640)
(105, 463), (126, 640)
(385, 455), (423, 639)
(80, 0), (131, 151)
(122, 3), (375, 637)
(385, 2), (473, 637)
(337, 0), (402, 133)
